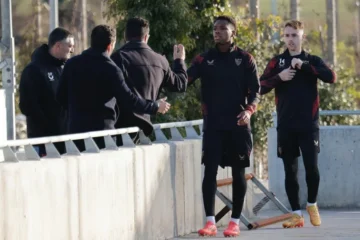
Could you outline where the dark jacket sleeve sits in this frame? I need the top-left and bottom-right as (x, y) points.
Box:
(301, 56), (336, 83)
(110, 67), (159, 115)
(244, 54), (260, 115)
(162, 58), (187, 92)
(259, 57), (282, 95)
(187, 54), (203, 86)
(110, 51), (127, 73)
(19, 65), (50, 129)
(56, 61), (70, 109)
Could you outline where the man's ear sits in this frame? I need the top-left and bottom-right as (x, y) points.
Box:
(53, 42), (60, 50)
(106, 43), (112, 52)
(232, 30), (236, 38)
(144, 33), (150, 43)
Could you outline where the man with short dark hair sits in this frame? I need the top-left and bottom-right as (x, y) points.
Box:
(260, 20), (336, 228)
(187, 15), (260, 237)
(19, 27), (74, 156)
(56, 25), (170, 151)
(111, 17), (187, 144)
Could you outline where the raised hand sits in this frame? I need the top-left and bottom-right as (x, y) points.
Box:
(173, 44), (185, 60)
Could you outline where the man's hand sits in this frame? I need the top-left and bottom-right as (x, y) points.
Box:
(278, 67), (296, 81)
(173, 44), (185, 60)
(156, 97), (171, 114)
(291, 58), (303, 69)
(237, 110), (251, 126)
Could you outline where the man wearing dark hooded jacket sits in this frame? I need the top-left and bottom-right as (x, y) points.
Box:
(19, 28), (74, 156)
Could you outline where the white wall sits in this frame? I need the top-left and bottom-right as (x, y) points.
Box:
(0, 139), (254, 240)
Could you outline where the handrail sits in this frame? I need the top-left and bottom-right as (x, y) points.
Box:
(0, 127), (141, 148)
(2, 110), (359, 162)
(0, 119), (204, 162)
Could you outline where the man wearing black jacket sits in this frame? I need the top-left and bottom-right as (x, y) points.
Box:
(260, 20), (336, 229)
(187, 16), (260, 237)
(111, 17), (187, 144)
(56, 25), (170, 151)
(19, 27), (74, 156)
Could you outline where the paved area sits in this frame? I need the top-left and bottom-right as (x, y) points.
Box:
(173, 210), (360, 240)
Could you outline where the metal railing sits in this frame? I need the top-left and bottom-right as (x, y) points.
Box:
(0, 120), (203, 162)
(2, 110), (359, 162)
(271, 110), (360, 127)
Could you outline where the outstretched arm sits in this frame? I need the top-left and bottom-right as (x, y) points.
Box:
(110, 68), (169, 115)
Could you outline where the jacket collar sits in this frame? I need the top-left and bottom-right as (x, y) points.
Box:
(282, 48), (306, 58)
(31, 44), (65, 67)
(121, 41), (152, 50)
(214, 42), (237, 53)
(82, 47), (110, 59)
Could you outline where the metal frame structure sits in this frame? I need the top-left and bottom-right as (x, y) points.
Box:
(215, 174), (292, 230)
(2, 110), (360, 161)
(1, 0), (16, 141)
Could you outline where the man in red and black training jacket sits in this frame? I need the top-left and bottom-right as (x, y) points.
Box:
(187, 15), (260, 237)
(260, 20), (336, 229)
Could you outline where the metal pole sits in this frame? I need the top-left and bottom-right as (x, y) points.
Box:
(1, 0), (16, 140)
(49, 0), (58, 32)
(356, 1), (360, 75)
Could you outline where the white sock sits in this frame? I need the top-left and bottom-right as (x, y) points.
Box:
(293, 210), (302, 216)
(230, 218), (240, 225)
(206, 216), (215, 224)
(307, 202), (317, 207)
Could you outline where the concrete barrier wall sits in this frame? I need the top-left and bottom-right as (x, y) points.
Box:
(268, 126), (360, 209)
(0, 139), (254, 240)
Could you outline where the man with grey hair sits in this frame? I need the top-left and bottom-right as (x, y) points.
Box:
(19, 27), (75, 156)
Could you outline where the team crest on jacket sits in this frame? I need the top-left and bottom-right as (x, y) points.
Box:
(48, 72), (54, 81)
(279, 58), (285, 67)
(235, 58), (242, 66)
(207, 60), (214, 65)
